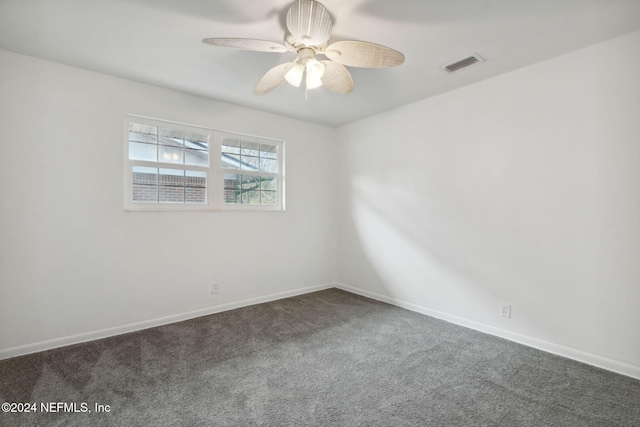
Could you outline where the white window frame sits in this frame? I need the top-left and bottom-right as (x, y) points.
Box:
(123, 115), (285, 212)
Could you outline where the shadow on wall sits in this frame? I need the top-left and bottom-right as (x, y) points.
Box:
(342, 173), (537, 328)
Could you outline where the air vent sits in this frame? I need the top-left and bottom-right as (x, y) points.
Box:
(443, 54), (484, 73)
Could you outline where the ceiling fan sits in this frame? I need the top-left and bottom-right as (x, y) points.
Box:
(203, 0), (405, 95)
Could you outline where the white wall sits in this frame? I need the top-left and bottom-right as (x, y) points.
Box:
(336, 31), (640, 378)
(0, 50), (337, 357)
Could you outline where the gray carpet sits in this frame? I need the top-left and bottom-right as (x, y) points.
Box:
(1, 288), (639, 426)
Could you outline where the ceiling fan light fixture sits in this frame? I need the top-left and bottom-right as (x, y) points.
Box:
(305, 58), (325, 80)
(285, 63), (305, 87)
(306, 71), (323, 89)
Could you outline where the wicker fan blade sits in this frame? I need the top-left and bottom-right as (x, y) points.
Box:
(320, 61), (354, 94)
(324, 41), (405, 68)
(255, 62), (295, 95)
(286, 0), (332, 46)
(203, 38), (288, 53)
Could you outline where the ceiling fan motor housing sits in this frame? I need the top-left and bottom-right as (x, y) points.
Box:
(285, 32), (327, 53)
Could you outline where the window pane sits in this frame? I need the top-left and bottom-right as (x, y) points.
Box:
(221, 152), (240, 169)
(260, 144), (278, 159)
(221, 175), (278, 205)
(261, 191), (276, 205)
(129, 124), (157, 143)
(185, 149), (209, 166)
(159, 146), (183, 164)
(260, 176), (276, 191)
(133, 166), (158, 181)
(259, 158), (277, 173)
(132, 166), (158, 202)
(159, 186), (185, 203)
(224, 173), (240, 188)
(224, 173), (240, 203)
(242, 191), (261, 205)
(241, 175), (261, 191)
(129, 142), (157, 161)
(222, 138), (241, 154)
(185, 132), (209, 151)
(159, 168), (184, 187)
(185, 170), (206, 188)
(185, 170), (206, 204)
(133, 183), (158, 202)
(241, 156), (260, 171)
(159, 128), (183, 146)
(185, 186), (206, 204)
(241, 141), (260, 156)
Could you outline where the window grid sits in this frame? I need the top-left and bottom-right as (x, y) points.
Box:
(124, 116), (284, 211)
(221, 138), (279, 206)
(128, 123), (210, 205)
(132, 167), (207, 204)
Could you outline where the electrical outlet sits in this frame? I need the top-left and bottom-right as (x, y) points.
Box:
(211, 283), (219, 294)
(500, 303), (511, 318)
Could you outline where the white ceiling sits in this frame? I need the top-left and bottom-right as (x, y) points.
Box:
(1, 0), (639, 127)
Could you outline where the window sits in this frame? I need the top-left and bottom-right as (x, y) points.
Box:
(221, 138), (279, 205)
(128, 123), (210, 205)
(124, 116), (284, 211)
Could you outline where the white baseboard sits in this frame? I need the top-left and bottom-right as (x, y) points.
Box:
(0, 283), (335, 361)
(334, 282), (640, 380)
